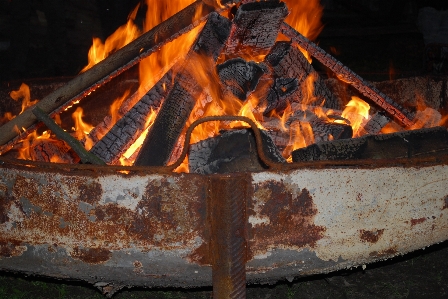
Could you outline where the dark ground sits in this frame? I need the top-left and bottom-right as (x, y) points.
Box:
(1, 0), (448, 298)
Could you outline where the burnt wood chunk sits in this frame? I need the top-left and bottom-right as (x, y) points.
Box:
(309, 119), (353, 143)
(217, 58), (266, 100)
(135, 13), (232, 166)
(88, 70), (174, 164)
(359, 112), (389, 135)
(189, 128), (285, 174)
(30, 140), (80, 164)
(292, 126), (448, 162)
(264, 41), (340, 112)
(264, 77), (299, 114)
(224, 0), (288, 56)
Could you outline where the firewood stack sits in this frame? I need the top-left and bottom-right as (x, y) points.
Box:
(0, 0), (446, 171)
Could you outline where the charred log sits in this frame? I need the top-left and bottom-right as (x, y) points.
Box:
(88, 70), (174, 164)
(135, 13), (232, 166)
(280, 22), (416, 127)
(263, 41), (340, 113)
(189, 128), (285, 174)
(292, 126), (448, 162)
(217, 58), (266, 100)
(224, 0), (288, 57)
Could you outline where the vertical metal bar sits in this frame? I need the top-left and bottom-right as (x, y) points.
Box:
(209, 174), (249, 299)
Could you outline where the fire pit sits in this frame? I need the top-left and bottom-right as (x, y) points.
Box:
(1, 0), (448, 297)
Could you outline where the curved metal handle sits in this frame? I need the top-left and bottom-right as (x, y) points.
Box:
(167, 115), (285, 171)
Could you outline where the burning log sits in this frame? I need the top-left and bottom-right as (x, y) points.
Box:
(88, 70), (174, 164)
(358, 112), (390, 135)
(262, 41), (340, 114)
(0, 0), (240, 151)
(280, 22), (416, 128)
(217, 58), (266, 100)
(189, 128), (285, 174)
(32, 107), (106, 165)
(292, 126), (448, 162)
(224, 0), (288, 57)
(135, 13), (232, 166)
(263, 77), (299, 114)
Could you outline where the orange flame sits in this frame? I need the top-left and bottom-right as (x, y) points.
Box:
(10, 83), (38, 114)
(81, 5), (141, 73)
(339, 96), (370, 137)
(119, 108), (158, 165)
(17, 130), (52, 160)
(71, 107), (94, 150)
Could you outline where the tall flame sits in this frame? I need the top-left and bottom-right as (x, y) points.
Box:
(72, 107), (94, 150)
(80, 5), (141, 73)
(10, 83), (39, 114)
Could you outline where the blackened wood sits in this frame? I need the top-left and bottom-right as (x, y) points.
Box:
(264, 78), (299, 114)
(0, 0), (240, 150)
(359, 112), (389, 135)
(88, 70), (174, 164)
(309, 119), (353, 143)
(292, 126), (448, 162)
(224, 0), (288, 56)
(189, 128), (285, 174)
(280, 22), (415, 127)
(32, 106), (106, 165)
(217, 58), (266, 100)
(30, 140), (80, 164)
(272, 106), (352, 143)
(264, 41), (340, 113)
(135, 13), (232, 166)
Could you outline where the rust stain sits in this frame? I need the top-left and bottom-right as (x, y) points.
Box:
(360, 229), (384, 243)
(248, 181), (325, 256)
(71, 247), (112, 264)
(78, 182), (103, 205)
(0, 194), (11, 224)
(0, 240), (27, 258)
(411, 217), (426, 226)
(369, 246), (397, 258)
(188, 242), (210, 265)
(442, 195), (448, 210)
(2, 172), (207, 257)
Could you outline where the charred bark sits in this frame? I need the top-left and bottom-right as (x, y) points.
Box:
(224, 0), (288, 57)
(263, 41), (340, 114)
(135, 13), (232, 166)
(88, 70), (174, 164)
(292, 126), (448, 162)
(217, 58), (267, 100)
(189, 128), (285, 174)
